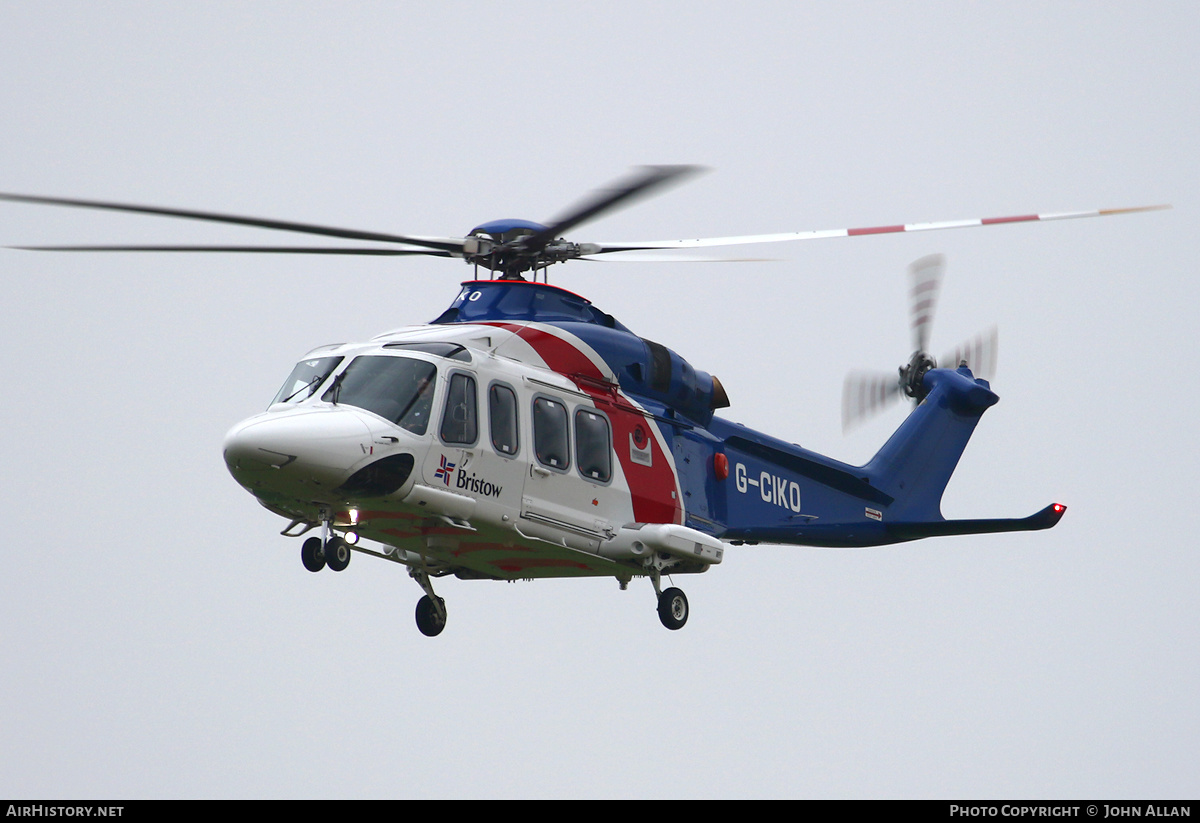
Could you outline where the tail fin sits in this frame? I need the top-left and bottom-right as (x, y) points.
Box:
(864, 365), (999, 521)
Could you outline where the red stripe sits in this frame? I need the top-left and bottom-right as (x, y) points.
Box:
(483, 322), (683, 525)
(450, 542), (533, 557)
(382, 526), (421, 539)
(847, 225), (905, 236)
(981, 215), (1038, 225)
(511, 325), (606, 380)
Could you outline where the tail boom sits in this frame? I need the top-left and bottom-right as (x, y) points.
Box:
(707, 365), (1065, 548)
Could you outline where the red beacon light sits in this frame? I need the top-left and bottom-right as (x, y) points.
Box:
(713, 453), (730, 481)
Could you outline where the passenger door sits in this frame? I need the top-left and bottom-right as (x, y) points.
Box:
(520, 393), (616, 546)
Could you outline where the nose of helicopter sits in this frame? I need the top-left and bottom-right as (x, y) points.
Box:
(223, 408), (375, 495)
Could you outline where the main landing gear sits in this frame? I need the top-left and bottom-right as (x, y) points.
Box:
(647, 569), (689, 630)
(415, 594), (447, 637)
(297, 526), (690, 634)
(657, 587), (689, 630)
(409, 567), (447, 637)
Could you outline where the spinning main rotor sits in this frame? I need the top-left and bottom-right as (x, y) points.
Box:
(0, 170), (1165, 431)
(0, 167), (1164, 281)
(0, 165), (709, 280)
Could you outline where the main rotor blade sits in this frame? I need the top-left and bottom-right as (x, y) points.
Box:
(842, 371), (904, 432)
(578, 252), (777, 263)
(909, 254), (944, 354)
(0, 192), (467, 254)
(522, 165), (706, 252)
(942, 326), (999, 381)
(587, 204), (1171, 254)
(7, 244), (452, 256)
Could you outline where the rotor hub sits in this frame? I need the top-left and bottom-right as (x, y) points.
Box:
(466, 221), (576, 279)
(900, 351), (937, 402)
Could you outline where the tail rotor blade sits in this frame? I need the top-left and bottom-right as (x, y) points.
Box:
(843, 371), (904, 431)
(909, 254), (944, 354)
(942, 326), (999, 380)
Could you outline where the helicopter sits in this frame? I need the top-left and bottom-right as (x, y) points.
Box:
(0, 168), (1164, 636)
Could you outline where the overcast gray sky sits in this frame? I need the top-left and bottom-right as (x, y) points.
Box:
(1, 1), (1196, 799)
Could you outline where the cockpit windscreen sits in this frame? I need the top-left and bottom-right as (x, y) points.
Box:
(322, 355), (438, 434)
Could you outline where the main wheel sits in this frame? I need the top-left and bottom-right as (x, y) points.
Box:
(415, 595), (447, 637)
(301, 536), (325, 572)
(324, 537), (351, 572)
(657, 587), (689, 630)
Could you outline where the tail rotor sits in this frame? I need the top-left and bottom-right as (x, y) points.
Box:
(842, 255), (998, 431)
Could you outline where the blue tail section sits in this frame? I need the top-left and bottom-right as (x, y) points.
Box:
(701, 365), (1064, 547)
(864, 366), (998, 521)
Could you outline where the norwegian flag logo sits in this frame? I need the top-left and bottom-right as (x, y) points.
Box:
(434, 454), (456, 485)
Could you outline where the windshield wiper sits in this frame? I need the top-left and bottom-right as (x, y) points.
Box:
(282, 374), (323, 403)
(326, 371), (346, 405)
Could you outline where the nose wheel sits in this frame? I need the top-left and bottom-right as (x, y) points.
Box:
(301, 536), (326, 572)
(324, 537), (351, 572)
(299, 520), (352, 573)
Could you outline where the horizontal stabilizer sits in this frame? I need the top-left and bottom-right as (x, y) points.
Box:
(885, 503), (1067, 543)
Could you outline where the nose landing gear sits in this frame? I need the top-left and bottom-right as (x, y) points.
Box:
(299, 513), (352, 573)
(300, 536), (326, 572)
(324, 537), (351, 572)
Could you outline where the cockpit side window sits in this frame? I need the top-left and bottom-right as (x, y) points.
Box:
(533, 396), (570, 471)
(440, 372), (478, 445)
(575, 409), (612, 484)
(489, 383), (519, 456)
(271, 356), (343, 406)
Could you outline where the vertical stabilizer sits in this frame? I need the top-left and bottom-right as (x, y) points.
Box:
(864, 366), (998, 521)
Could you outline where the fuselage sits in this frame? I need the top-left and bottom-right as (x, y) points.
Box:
(223, 279), (1043, 585)
(224, 281), (730, 581)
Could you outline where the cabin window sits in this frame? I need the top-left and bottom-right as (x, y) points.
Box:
(533, 396), (570, 470)
(322, 355), (436, 434)
(489, 383), (519, 456)
(440, 372), (478, 445)
(575, 409), (612, 483)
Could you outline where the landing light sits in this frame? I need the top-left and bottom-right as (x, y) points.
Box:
(344, 531), (359, 545)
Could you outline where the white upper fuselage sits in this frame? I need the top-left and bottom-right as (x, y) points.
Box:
(222, 320), (707, 580)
